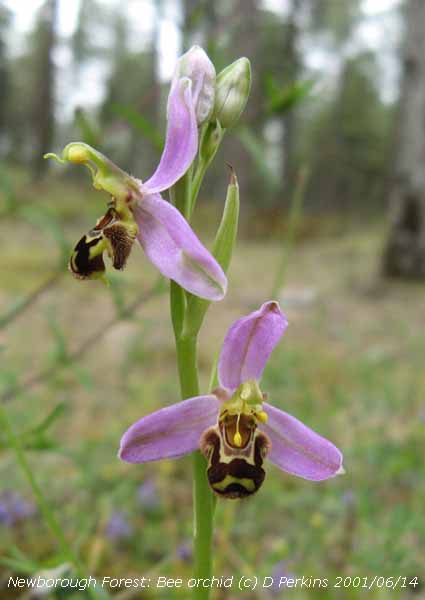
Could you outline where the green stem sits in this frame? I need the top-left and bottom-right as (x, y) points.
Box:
(190, 159), (209, 217)
(189, 122), (225, 218)
(172, 164), (193, 220)
(175, 333), (199, 398)
(175, 333), (214, 600)
(0, 405), (99, 600)
(170, 168), (215, 599)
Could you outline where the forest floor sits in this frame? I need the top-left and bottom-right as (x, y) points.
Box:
(1, 174), (424, 599)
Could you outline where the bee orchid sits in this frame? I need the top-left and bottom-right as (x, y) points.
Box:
(45, 50), (226, 301)
(119, 302), (344, 499)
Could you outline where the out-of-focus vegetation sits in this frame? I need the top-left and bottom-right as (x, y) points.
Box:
(1, 0), (424, 598)
(0, 0), (398, 216)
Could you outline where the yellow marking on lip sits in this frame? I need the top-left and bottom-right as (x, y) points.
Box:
(233, 431), (242, 447)
(212, 475), (256, 493)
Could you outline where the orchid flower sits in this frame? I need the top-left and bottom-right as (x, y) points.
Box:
(45, 48), (227, 301)
(119, 301), (344, 499)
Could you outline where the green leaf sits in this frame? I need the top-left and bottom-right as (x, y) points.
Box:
(0, 546), (39, 574)
(0, 402), (66, 452)
(210, 168), (240, 273)
(28, 402), (67, 437)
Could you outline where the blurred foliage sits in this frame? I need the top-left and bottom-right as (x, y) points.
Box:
(0, 0), (398, 215)
(299, 51), (393, 213)
(265, 76), (315, 115)
(309, 0), (362, 43)
(0, 1), (11, 133)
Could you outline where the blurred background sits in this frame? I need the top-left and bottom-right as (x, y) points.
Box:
(1, 0), (424, 598)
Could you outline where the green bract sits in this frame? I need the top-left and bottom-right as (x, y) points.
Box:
(186, 170), (240, 337)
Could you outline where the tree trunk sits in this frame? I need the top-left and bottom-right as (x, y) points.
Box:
(0, 3), (11, 136)
(32, 0), (58, 179)
(141, 0), (161, 175)
(280, 0), (301, 200)
(383, 0), (425, 279)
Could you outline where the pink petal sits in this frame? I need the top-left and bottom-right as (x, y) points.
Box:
(134, 193), (227, 300)
(119, 395), (220, 464)
(218, 301), (288, 390)
(261, 402), (344, 481)
(144, 78), (198, 194)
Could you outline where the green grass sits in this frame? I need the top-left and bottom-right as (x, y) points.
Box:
(0, 171), (424, 599)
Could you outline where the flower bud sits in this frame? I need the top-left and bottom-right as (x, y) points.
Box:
(213, 58), (251, 128)
(170, 45), (216, 126)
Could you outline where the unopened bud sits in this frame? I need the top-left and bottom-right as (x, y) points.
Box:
(171, 45), (216, 125)
(213, 58), (251, 128)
